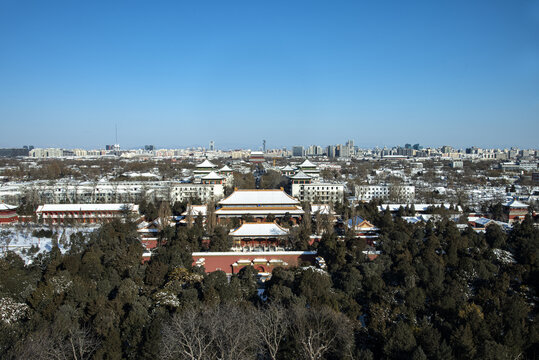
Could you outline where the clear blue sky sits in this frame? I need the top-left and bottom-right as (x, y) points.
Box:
(0, 0), (538, 150)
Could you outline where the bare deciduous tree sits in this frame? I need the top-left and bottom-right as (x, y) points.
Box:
(291, 306), (353, 360)
(160, 305), (259, 360)
(160, 307), (216, 360)
(206, 201), (217, 235)
(211, 305), (259, 360)
(254, 303), (290, 360)
(17, 325), (99, 360)
(158, 201), (172, 232)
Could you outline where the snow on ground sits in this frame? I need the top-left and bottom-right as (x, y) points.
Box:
(0, 225), (99, 264)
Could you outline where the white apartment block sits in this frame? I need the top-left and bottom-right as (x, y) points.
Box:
(22, 181), (171, 204)
(170, 183), (224, 203)
(291, 183), (345, 204)
(29, 148), (64, 158)
(2, 181), (224, 205)
(356, 184), (415, 202)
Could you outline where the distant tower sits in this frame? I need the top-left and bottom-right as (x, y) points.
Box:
(263, 140), (266, 153)
(209, 140), (215, 151)
(113, 124), (120, 151)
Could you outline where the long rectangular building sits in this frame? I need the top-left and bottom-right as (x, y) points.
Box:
(36, 203), (139, 224)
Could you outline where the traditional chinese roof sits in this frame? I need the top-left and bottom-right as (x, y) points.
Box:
(503, 199), (529, 208)
(291, 170), (312, 180)
(219, 165), (233, 172)
(281, 165), (296, 171)
(298, 159), (317, 168)
(219, 189), (300, 206)
(229, 222), (289, 237)
(196, 159), (217, 168)
(0, 203), (17, 211)
(201, 171), (224, 180)
(347, 216), (377, 229)
(215, 207), (304, 216)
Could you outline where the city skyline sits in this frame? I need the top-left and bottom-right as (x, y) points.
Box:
(1, 1), (538, 149)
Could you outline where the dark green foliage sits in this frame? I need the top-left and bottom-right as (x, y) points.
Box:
(0, 208), (537, 360)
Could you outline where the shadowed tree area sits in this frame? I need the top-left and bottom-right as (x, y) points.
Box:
(0, 210), (537, 359)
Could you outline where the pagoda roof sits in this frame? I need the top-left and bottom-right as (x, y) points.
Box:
(219, 165), (233, 172)
(291, 170), (312, 180)
(298, 159), (317, 168)
(196, 159), (217, 168)
(0, 203), (17, 211)
(219, 189), (300, 206)
(281, 165), (296, 171)
(201, 171), (224, 180)
(229, 222), (289, 237)
(503, 199), (529, 208)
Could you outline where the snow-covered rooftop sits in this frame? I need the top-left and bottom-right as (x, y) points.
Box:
(503, 199), (529, 208)
(219, 189), (300, 206)
(201, 171), (224, 180)
(219, 165), (233, 172)
(291, 170), (312, 180)
(229, 222), (289, 237)
(298, 159), (317, 168)
(0, 203), (17, 211)
(181, 205), (207, 216)
(196, 159), (217, 168)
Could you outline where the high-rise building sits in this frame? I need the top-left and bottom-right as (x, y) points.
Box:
(327, 145), (336, 158)
(144, 145), (154, 151)
(345, 140), (355, 157)
(292, 146), (304, 157)
(209, 141), (215, 151)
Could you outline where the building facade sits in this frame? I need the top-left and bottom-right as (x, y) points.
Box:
(35, 203), (139, 224)
(355, 184), (415, 202)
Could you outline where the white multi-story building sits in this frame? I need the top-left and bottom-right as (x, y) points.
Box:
(2, 180), (224, 205)
(292, 182), (345, 204)
(170, 183), (224, 203)
(355, 184), (415, 202)
(290, 171), (344, 204)
(29, 148), (64, 158)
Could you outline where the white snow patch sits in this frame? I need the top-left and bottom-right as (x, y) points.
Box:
(493, 249), (516, 264)
(0, 225), (99, 264)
